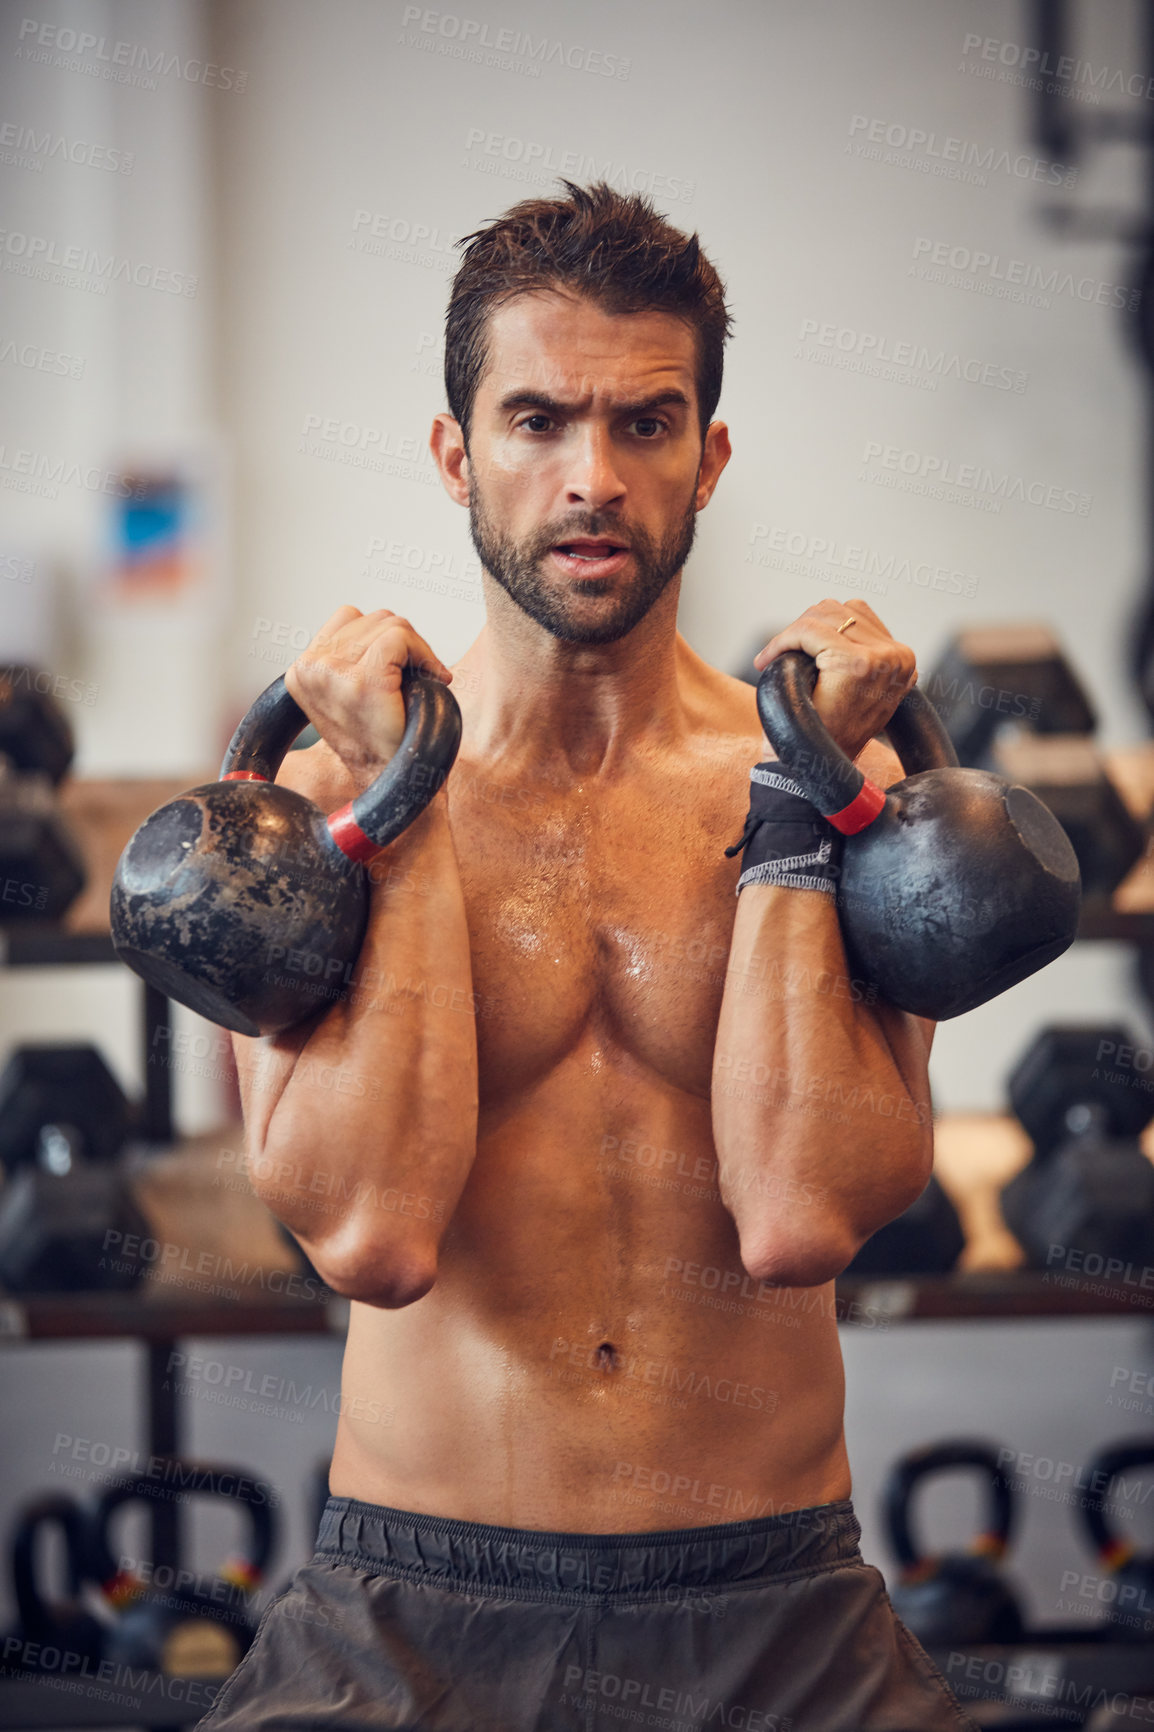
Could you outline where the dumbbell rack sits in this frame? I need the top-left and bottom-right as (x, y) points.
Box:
(0, 779), (340, 1730)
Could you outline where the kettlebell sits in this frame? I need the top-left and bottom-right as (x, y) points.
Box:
(756, 653), (1081, 1020)
(110, 668), (461, 1036)
(6, 1494), (106, 1673)
(87, 1463), (278, 1678)
(884, 1440), (1025, 1645)
(1079, 1440), (1154, 1638)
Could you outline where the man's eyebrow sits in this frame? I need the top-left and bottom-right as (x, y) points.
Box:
(494, 388), (692, 417)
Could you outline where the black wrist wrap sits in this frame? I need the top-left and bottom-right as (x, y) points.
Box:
(724, 766), (844, 897)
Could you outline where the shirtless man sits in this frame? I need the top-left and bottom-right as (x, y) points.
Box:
(200, 182), (976, 1731)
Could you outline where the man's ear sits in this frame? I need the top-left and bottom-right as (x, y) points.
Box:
(695, 420), (731, 511)
(431, 412), (470, 506)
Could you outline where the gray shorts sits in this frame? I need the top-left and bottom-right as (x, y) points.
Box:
(196, 1496), (979, 1731)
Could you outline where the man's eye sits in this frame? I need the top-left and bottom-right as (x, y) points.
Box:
(633, 418), (664, 438)
(521, 414), (554, 433)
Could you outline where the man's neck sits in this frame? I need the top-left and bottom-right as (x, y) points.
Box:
(456, 578), (689, 779)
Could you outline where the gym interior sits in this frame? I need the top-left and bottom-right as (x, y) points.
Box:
(3, 0), (1154, 1727)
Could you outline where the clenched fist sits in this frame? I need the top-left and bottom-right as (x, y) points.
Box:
(754, 598), (916, 763)
(284, 607), (454, 790)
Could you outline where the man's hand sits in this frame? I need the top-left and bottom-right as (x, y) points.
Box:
(753, 597), (916, 764)
(284, 606), (454, 790)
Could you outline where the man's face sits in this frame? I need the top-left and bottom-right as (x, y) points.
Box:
(451, 291), (728, 644)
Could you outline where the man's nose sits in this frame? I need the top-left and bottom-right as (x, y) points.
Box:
(564, 426), (626, 511)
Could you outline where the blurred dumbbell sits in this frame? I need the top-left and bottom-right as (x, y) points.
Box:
(0, 669), (85, 923)
(845, 1173), (964, 1276)
(0, 1043), (148, 1293)
(884, 1439), (1025, 1645)
(923, 623), (1095, 767)
(923, 625), (1142, 898)
(0, 666), (76, 784)
(987, 734), (1144, 898)
(0, 767), (86, 922)
(1001, 1024), (1154, 1271)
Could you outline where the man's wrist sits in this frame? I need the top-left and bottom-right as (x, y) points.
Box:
(725, 764), (844, 897)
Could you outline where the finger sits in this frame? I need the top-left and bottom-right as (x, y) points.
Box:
(309, 605), (367, 649)
(753, 615), (865, 670)
(357, 616), (453, 685)
(838, 597), (889, 632)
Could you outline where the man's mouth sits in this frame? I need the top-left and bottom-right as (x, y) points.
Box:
(549, 539), (631, 576)
(553, 539), (629, 559)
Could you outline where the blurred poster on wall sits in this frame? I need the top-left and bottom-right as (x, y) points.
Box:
(107, 471), (199, 601)
(95, 441), (228, 629)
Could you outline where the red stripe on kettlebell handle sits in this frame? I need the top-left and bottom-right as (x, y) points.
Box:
(826, 778), (886, 835)
(327, 802), (380, 864)
(222, 770), (269, 782)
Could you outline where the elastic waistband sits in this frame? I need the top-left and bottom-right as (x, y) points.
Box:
(315, 1497), (862, 1602)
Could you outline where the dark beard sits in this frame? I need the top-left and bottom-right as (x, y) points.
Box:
(467, 485), (699, 645)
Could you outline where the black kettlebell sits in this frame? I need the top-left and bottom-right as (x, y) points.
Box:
(110, 668), (461, 1036)
(756, 653), (1081, 1020)
(884, 1440), (1025, 1645)
(1079, 1440), (1154, 1638)
(6, 1494), (106, 1673)
(87, 1463), (278, 1678)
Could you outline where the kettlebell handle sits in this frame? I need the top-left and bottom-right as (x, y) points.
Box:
(756, 652), (959, 830)
(221, 667), (461, 860)
(11, 1494), (90, 1628)
(884, 1441), (1016, 1568)
(87, 1463), (278, 1590)
(1082, 1442), (1154, 1564)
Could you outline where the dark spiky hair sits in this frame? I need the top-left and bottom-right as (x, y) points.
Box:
(444, 179), (733, 447)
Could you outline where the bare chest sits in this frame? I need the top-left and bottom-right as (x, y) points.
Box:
(446, 756), (749, 1102)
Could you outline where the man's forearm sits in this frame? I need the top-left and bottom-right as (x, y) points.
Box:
(233, 791), (478, 1303)
(712, 882), (934, 1286)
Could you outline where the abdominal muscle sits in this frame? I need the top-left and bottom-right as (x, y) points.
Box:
(327, 1039), (852, 1533)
